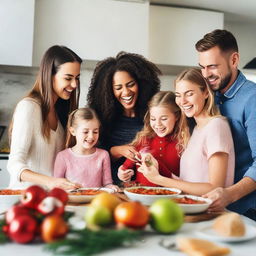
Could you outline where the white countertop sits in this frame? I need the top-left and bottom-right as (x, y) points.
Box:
(0, 207), (255, 256)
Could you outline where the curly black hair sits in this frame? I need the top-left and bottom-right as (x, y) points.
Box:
(87, 51), (161, 132)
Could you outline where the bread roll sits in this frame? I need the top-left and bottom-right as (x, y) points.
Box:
(177, 237), (230, 256)
(213, 212), (245, 237)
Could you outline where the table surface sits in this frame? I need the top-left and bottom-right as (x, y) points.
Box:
(0, 202), (256, 256)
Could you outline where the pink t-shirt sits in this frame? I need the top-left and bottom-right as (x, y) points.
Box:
(180, 117), (235, 187)
(53, 148), (113, 187)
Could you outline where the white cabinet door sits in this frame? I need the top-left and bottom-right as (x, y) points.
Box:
(0, 0), (35, 66)
(32, 0), (149, 65)
(0, 157), (9, 188)
(149, 6), (224, 67)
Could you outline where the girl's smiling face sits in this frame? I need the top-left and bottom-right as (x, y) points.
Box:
(149, 106), (177, 137)
(175, 80), (208, 119)
(70, 118), (100, 153)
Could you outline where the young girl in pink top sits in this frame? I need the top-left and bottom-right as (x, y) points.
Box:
(54, 108), (119, 190)
(138, 68), (235, 195)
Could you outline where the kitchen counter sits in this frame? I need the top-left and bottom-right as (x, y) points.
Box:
(0, 205), (255, 256)
(0, 153), (9, 160)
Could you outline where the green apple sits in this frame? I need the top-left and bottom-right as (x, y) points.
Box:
(85, 205), (112, 227)
(149, 198), (184, 233)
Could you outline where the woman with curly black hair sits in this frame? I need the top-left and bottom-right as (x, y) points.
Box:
(87, 51), (161, 184)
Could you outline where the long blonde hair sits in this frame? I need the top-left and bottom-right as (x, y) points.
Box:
(131, 91), (181, 147)
(65, 107), (100, 148)
(175, 68), (220, 153)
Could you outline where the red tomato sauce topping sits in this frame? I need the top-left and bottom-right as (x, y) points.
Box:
(68, 189), (102, 195)
(0, 189), (24, 195)
(127, 188), (177, 195)
(172, 196), (206, 204)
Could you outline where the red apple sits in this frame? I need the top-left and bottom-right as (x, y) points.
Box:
(8, 215), (38, 243)
(5, 204), (31, 224)
(48, 187), (68, 205)
(21, 185), (47, 209)
(37, 197), (64, 215)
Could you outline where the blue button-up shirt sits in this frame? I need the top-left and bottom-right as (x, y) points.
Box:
(215, 71), (256, 214)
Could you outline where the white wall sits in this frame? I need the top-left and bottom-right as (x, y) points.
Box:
(149, 6), (224, 66)
(225, 21), (256, 70)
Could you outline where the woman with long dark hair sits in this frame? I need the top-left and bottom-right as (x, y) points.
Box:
(87, 51), (161, 184)
(8, 45), (82, 189)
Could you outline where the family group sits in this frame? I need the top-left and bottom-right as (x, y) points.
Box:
(7, 29), (256, 221)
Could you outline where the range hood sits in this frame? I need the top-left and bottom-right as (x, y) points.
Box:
(243, 58), (256, 69)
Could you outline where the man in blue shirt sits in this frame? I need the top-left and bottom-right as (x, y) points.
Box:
(195, 29), (256, 220)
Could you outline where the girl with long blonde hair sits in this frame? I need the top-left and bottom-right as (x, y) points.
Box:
(118, 91), (181, 186)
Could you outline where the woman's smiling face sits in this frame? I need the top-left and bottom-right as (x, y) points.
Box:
(175, 80), (208, 119)
(52, 61), (81, 103)
(112, 71), (139, 116)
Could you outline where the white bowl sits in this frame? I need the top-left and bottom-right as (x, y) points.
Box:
(0, 189), (23, 213)
(124, 186), (181, 205)
(171, 195), (212, 214)
(68, 187), (113, 203)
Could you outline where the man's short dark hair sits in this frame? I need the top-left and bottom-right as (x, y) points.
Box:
(195, 29), (238, 53)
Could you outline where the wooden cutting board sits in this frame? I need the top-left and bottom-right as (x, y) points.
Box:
(185, 211), (226, 223)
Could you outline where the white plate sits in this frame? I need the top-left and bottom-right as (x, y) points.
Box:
(197, 223), (256, 242)
(171, 195), (212, 214)
(68, 188), (113, 203)
(124, 186), (181, 205)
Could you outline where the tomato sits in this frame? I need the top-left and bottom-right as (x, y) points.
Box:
(114, 201), (149, 229)
(41, 214), (68, 243)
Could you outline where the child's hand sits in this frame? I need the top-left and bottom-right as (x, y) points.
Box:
(104, 184), (121, 192)
(117, 165), (134, 182)
(137, 153), (160, 183)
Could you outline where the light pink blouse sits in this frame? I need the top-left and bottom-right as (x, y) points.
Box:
(180, 117), (235, 187)
(53, 148), (113, 187)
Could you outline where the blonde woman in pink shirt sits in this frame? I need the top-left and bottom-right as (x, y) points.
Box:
(54, 108), (119, 191)
(138, 68), (235, 196)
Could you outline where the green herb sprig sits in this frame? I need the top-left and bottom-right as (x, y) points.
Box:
(45, 228), (141, 256)
(0, 219), (9, 244)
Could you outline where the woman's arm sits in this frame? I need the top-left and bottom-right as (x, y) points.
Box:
(138, 152), (229, 196)
(20, 169), (79, 190)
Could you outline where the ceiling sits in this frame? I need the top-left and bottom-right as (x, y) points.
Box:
(150, 0), (256, 23)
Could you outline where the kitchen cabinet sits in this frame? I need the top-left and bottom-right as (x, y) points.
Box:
(0, 155), (9, 188)
(0, 0), (148, 67)
(149, 6), (224, 67)
(32, 0), (149, 65)
(0, 0), (35, 66)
